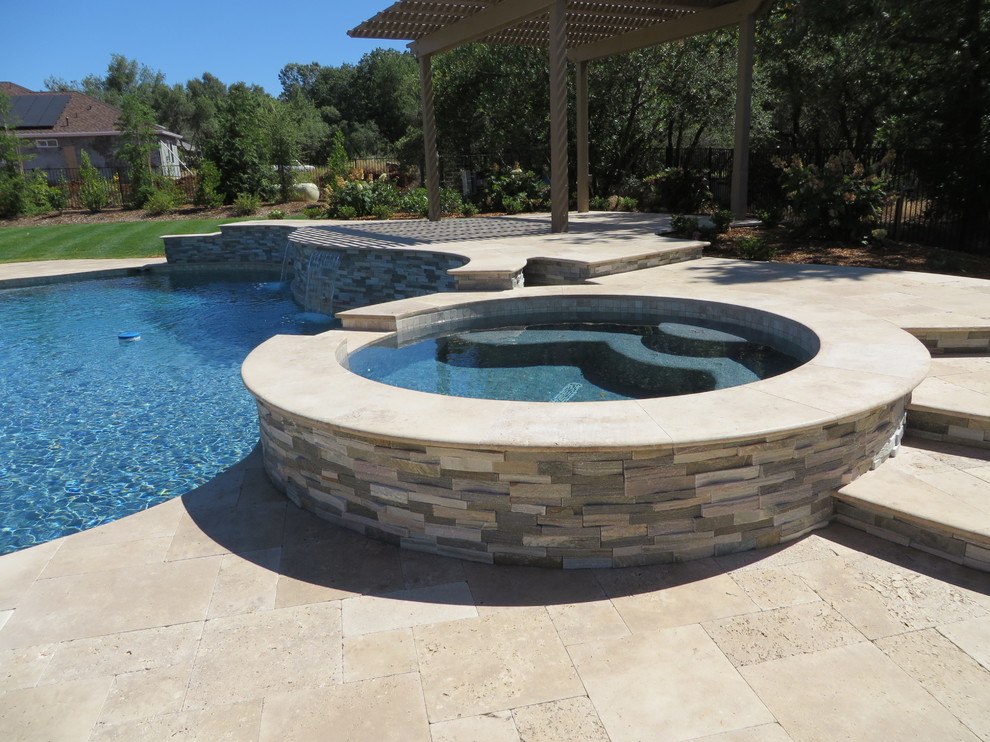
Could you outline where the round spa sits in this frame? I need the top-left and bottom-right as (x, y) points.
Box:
(242, 288), (930, 568)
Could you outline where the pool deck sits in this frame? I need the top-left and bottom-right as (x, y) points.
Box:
(1, 227), (989, 741)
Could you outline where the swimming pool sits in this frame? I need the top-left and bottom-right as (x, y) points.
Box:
(0, 268), (334, 555)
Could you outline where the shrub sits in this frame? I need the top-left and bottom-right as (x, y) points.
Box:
(301, 205), (323, 219)
(47, 177), (70, 214)
(756, 204), (784, 229)
(399, 188), (429, 217)
(336, 205), (357, 220)
(642, 168), (712, 213)
(669, 214), (701, 237)
(144, 185), (182, 216)
(461, 202), (478, 217)
(325, 174), (400, 218)
(439, 187), (465, 216)
(267, 209), (286, 220)
(24, 170), (57, 215)
(589, 195), (610, 211)
(736, 236), (778, 261)
(0, 173), (27, 219)
(193, 160), (224, 207)
(482, 166), (549, 213)
(617, 197), (638, 212)
(710, 209), (733, 234)
(372, 205), (393, 220)
(774, 151), (893, 241)
(231, 192), (261, 216)
(78, 151), (112, 213)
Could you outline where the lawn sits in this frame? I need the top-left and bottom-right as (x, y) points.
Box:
(0, 219), (253, 264)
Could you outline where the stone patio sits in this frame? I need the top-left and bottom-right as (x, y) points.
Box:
(1, 220), (989, 740)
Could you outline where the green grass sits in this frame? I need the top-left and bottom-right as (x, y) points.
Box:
(0, 219), (254, 264)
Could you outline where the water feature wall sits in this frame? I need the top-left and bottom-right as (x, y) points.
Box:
(288, 243), (466, 315)
(162, 222), (469, 315)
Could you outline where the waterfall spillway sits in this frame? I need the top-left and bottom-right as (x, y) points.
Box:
(304, 250), (343, 315)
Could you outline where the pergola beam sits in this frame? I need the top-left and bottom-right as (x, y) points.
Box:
(410, 0), (554, 57)
(569, 0), (767, 61)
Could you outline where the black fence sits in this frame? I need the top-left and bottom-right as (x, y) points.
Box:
(674, 147), (990, 253)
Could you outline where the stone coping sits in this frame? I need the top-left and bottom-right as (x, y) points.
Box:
(243, 284), (931, 452)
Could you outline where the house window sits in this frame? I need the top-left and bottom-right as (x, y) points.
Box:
(36, 139), (59, 148)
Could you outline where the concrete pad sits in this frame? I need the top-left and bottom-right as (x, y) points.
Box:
(512, 696), (610, 741)
(463, 562), (606, 611)
(166, 502), (287, 561)
(40, 535), (172, 579)
(259, 673), (430, 742)
(685, 724), (794, 742)
(341, 581), (478, 637)
(414, 607), (584, 722)
(569, 625), (774, 742)
(741, 643), (982, 742)
(183, 601), (342, 710)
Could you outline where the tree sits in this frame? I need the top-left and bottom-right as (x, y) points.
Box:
(116, 93), (160, 208)
(264, 99), (302, 203)
(200, 83), (275, 201)
(0, 92), (31, 218)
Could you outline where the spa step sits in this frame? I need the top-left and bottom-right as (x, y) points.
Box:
(835, 438), (990, 572)
(906, 356), (990, 449)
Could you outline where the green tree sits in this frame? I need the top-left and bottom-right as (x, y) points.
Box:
(0, 92), (31, 219)
(117, 93), (160, 209)
(264, 99), (302, 203)
(201, 83), (275, 202)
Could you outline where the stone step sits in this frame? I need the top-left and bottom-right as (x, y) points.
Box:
(835, 437), (990, 572)
(907, 356), (990, 449)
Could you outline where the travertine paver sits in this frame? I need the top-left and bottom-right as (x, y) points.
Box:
(2, 252), (990, 740)
(415, 607), (585, 722)
(877, 629), (990, 741)
(740, 643), (982, 742)
(568, 625), (775, 742)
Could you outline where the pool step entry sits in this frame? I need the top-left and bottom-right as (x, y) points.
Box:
(906, 355), (990, 450)
(835, 438), (990, 573)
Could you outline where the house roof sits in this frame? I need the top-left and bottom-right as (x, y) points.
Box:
(0, 83), (182, 141)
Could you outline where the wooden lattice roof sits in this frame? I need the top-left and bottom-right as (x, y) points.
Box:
(350, 0), (769, 60)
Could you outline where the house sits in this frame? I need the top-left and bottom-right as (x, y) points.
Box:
(0, 82), (184, 177)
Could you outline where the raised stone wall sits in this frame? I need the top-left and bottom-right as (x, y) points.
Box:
(289, 243), (467, 314)
(256, 396), (906, 568)
(162, 223), (301, 264)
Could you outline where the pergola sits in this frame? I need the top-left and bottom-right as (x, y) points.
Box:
(350, 0), (774, 232)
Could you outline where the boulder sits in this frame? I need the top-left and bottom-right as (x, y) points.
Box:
(293, 183), (320, 202)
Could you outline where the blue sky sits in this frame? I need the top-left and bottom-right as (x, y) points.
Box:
(2, 0), (407, 96)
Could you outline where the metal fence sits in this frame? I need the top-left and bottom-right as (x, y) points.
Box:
(682, 147), (990, 253)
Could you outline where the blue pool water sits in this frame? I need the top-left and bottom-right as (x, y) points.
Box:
(350, 321), (804, 402)
(0, 270), (334, 555)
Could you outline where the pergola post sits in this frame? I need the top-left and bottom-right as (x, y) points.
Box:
(576, 59), (590, 213)
(419, 53), (442, 222)
(730, 12), (756, 219)
(549, 0), (569, 232)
